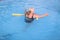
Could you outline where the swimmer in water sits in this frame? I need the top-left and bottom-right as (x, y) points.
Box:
(25, 8), (48, 23)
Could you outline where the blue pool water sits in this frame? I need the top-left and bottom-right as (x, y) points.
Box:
(0, 0), (60, 40)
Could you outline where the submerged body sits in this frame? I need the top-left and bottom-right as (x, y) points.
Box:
(25, 16), (34, 23)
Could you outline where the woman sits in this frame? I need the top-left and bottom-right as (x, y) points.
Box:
(25, 8), (48, 23)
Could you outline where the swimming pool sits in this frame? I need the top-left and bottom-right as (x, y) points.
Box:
(0, 0), (60, 40)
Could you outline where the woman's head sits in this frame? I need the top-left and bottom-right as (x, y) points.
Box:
(25, 8), (34, 16)
(29, 8), (34, 13)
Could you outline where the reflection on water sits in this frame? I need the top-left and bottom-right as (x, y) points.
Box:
(23, 22), (33, 32)
(0, 34), (13, 40)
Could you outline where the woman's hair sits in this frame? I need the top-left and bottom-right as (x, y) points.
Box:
(25, 11), (31, 16)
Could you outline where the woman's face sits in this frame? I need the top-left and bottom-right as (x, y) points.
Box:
(29, 8), (34, 13)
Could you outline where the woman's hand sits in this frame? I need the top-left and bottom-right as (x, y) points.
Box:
(44, 13), (48, 16)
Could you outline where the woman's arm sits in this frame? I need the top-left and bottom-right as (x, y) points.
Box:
(39, 13), (48, 18)
(33, 13), (48, 20)
(33, 13), (48, 18)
